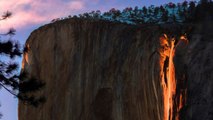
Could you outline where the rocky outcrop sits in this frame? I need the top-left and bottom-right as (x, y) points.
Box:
(19, 19), (213, 120)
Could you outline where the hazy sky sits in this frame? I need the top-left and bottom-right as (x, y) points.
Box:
(0, 0), (198, 120)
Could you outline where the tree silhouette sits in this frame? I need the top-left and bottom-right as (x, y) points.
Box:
(48, 0), (213, 24)
(161, 9), (169, 22)
(0, 11), (45, 119)
(142, 6), (148, 15)
(154, 7), (160, 16)
(187, 1), (196, 22)
(168, 2), (176, 15)
(194, 0), (213, 21)
(200, 0), (211, 4)
(182, 1), (188, 9)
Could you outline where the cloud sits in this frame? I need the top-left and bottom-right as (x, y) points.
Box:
(0, 0), (85, 31)
(68, 1), (85, 10)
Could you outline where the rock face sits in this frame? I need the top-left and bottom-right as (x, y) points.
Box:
(19, 19), (213, 120)
(179, 22), (213, 120)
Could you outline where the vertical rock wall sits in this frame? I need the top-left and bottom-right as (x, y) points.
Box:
(179, 22), (213, 120)
(19, 19), (164, 120)
(19, 19), (213, 120)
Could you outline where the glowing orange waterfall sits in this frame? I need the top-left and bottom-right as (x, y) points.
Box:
(168, 38), (176, 120)
(163, 38), (176, 120)
(161, 35), (188, 120)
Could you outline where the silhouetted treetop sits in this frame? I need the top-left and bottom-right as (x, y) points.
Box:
(51, 0), (213, 24)
(0, 11), (45, 110)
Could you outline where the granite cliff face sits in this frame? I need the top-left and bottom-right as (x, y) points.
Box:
(19, 19), (213, 120)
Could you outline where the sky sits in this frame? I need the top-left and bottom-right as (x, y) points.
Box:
(0, 0), (198, 120)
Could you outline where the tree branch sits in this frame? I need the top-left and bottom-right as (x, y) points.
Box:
(0, 82), (18, 97)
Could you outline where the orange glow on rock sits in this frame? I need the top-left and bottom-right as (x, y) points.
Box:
(160, 34), (188, 120)
(167, 38), (176, 120)
(21, 44), (30, 69)
(175, 89), (187, 120)
(164, 37), (176, 120)
(180, 35), (188, 44)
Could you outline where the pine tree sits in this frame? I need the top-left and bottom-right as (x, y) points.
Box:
(200, 0), (210, 4)
(142, 6), (148, 15)
(187, 1), (196, 21)
(161, 9), (169, 22)
(0, 11), (45, 113)
(154, 7), (160, 16)
(182, 1), (188, 8)
(194, 0), (213, 21)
